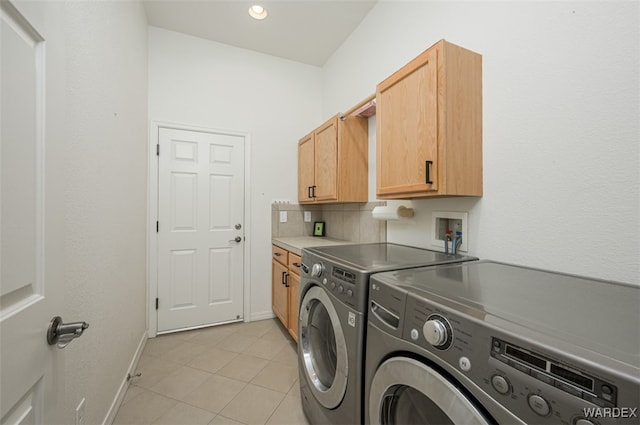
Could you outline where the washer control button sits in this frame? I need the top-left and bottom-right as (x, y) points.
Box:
(528, 394), (551, 416)
(491, 375), (510, 395)
(330, 281), (336, 289)
(338, 285), (344, 294)
(346, 289), (353, 297)
(410, 329), (419, 341)
(322, 278), (327, 285)
(459, 357), (471, 371)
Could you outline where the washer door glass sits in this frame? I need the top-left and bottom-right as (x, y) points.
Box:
(370, 357), (491, 425)
(381, 385), (453, 424)
(299, 285), (348, 409)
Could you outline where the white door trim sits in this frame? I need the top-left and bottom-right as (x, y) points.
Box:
(147, 120), (251, 337)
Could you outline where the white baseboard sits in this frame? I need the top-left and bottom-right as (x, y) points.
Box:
(102, 330), (148, 425)
(250, 310), (275, 322)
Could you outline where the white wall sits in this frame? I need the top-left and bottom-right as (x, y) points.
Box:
(322, 1), (639, 284)
(148, 27), (323, 319)
(61, 2), (149, 423)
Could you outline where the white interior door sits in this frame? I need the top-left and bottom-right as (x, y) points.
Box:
(157, 128), (245, 332)
(1, 1), (62, 423)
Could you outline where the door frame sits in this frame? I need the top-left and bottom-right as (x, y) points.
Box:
(147, 121), (252, 337)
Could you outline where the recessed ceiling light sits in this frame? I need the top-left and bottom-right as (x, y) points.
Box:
(248, 4), (268, 20)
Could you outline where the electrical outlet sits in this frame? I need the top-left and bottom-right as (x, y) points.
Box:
(75, 398), (86, 425)
(279, 211), (287, 223)
(304, 211), (311, 222)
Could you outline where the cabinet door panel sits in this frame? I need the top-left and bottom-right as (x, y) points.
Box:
(298, 133), (315, 203)
(313, 117), (338, 201)
(377, 47), (438, 196)
(272, 260), (288, 325)
(287, 272), (300, 342)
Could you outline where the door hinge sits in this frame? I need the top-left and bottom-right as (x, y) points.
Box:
(156, 144), (160, 156)
(156, 221), (159, 233)
(155, 298), (159, 310)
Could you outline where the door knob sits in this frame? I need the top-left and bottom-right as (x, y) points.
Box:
(235, 224), (242, 230)
(229, 236), (242, 243)
(47, 316), (89, 349)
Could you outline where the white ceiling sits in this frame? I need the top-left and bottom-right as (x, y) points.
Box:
(143, 0), (377, 66)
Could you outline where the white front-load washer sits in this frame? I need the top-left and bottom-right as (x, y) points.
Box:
(364, 261), (640, 425)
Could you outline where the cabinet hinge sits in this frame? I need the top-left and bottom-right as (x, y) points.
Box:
(155, 298), (159, 310)
(156, 221), (159, 233)
(156, 144), (160, 156)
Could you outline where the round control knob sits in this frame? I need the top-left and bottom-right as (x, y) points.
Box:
(311, 263), (324, 278)
(346, 289), (353, 297)
(330, 282), (336, 289)
(338, 285), (344, 294)
(422, 316), (451, 349)
(491, 375), (510, 395)
(528, 394), (551, 416)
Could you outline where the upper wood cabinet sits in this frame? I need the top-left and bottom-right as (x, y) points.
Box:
(298, 114), (368, 204)
(376, 39), (482, 199)
(298, 132), (315, 202)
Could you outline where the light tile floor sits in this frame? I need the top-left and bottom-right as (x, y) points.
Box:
(114, 319), (309, 425)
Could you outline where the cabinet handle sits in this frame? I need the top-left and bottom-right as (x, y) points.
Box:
(425, 160), (433, 184)
(293, 262), (301, 268)
(281, 271), (287, 285)
(283, 272), (289, 287)
(307, 186), (312, 199)
(311, 185), (316, 198)
(274, 252), (282, 257)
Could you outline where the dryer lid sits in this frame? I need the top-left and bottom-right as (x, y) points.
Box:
(304, 243), (476, 273)
(373, 261), (640, 369)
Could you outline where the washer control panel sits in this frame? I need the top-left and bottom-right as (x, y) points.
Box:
(490, 337), (618, 408)
(396, 290), (638, 425)
(300, 250), (369, 312)
(402, 292), (476, 364)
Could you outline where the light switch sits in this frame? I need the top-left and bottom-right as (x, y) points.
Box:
(279, 211), (287, 223)
(304, 211), (311, 222)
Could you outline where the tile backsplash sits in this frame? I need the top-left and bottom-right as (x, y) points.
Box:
(272, 202), (387, 243)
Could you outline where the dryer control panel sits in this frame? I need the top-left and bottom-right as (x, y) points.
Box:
(398, 291), (639, 425)
(490, 338), (618, 408)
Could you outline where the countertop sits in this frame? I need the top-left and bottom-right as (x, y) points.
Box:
(272, 236), (355, 256)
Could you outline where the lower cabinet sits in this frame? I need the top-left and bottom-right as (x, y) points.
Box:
(271, 244), (300, 342)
